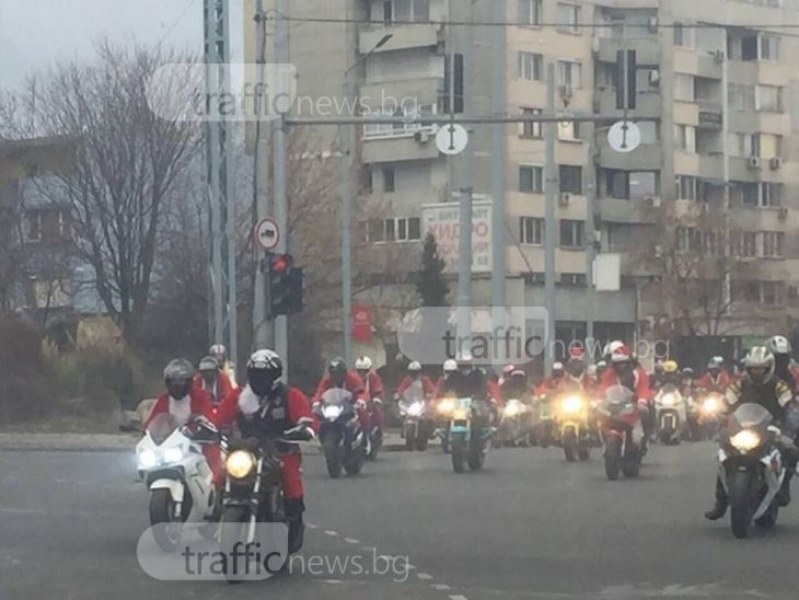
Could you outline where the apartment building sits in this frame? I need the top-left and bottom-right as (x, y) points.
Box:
(245, 0), (799, 357)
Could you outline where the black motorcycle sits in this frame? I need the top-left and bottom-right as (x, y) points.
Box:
(314, 388), (367, 478)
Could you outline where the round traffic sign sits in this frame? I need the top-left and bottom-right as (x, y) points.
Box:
(254, 217), (280, 251)
(607, 121), (641, 153)
(436, 123), (469, 156)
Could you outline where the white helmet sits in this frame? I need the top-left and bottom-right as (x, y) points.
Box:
(552, 362), (564, 371)
(766, 335), (792, 356)
(408, 360), (422, 372)
(443, 359), (458, 373)
(586, 364), (597, 378)
(355, 356), (373, 371)
(743, 346), (775, 384)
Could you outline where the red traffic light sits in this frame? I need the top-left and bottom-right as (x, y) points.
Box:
(271, 254), (291, 274)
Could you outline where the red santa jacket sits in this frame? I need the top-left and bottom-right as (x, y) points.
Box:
(599, 365), (651, 401)
(395, 375), (437, 398)
(143, 388), (214, 431)
(192, 371), (234, 406)
(361, 371), (385, 400)
(312, 370), (366, 404)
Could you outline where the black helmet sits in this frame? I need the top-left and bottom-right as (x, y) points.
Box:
(328, 357), (347, 375)
(566, 357), (585, 378)
(247, 349), (283, 396)
(164, 358), (195, 399)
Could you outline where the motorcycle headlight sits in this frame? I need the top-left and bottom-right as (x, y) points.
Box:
(561, 396), (583, 414)
(437, 398), (455, 414)
(452, 408), (469, 420)
(407, 402), (424, 417)
(504, 402), (521, 417)
(659, 394), (676, 407)
(323, 405), (343, 420)
(730, 430), (761, 453)
(138, 449), (157, 469)
(226, 450), (256, 479)
(702, 397), (721, 414)
(162, 447), (184, 464)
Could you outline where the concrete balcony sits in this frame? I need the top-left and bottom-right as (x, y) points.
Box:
(361, 130), (441, 163)
(359, 78), (443, 111)
(598, 197), (659, 224)
(595, 87), (661, 119)
(359, 24), (442, 54)
(596, 36), (660, 67)
(674, 49), (724, 80)
(597, 137), (662, 171)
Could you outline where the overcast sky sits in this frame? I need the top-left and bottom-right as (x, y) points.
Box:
(1, 0), (244, 90)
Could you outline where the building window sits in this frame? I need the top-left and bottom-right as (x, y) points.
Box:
(517, 0), (542, 26)
(26, 208), (70, 243)
(760, 35), (780, 60)
(560, 219), (584, 248)
(676, 175), (698, 201)
(557, 60), (582, 88)
(762, 231), (784, 257)
(675, 124), (696, 153)
(558, 120), (581, 141)
(559, 165), (582, 194)
(519, 165), (544, 193)
(379, 217), (422, 243)
(518, 52), (543, 81)
(677, 227), (702, 254)
(557, 3), (581, 34)
(383, 167), (395, 192)
(673, 23), (695, 48)
(519, 107), (543, 139)
(27, 211), (42, 242)
(734, 182), (783, 208)
(740, 231), (758, 257)
(605, 170), (658, 200)
(754, 133), (782, 159)
(385, 0), (430, 23)
(756, 85), (783, 112)
(762, 281), (782, 305)
(728, 83), (756, 111)
(520, 217), (544, 245)
(561, 273), (586, 286)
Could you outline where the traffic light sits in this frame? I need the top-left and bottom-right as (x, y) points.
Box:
(266, 253), (304, 317)
(615, 49), (637, 110)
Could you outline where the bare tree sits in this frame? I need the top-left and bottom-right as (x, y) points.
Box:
(9, 42), (203, 339)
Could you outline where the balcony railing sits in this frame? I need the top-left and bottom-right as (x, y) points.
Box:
(362, 104), (439, 140)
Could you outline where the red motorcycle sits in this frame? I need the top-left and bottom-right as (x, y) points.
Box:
(597, 384), (646, 481)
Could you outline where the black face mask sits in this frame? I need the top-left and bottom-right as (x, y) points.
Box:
(166, 379), (191, 400)
(249, 371), (274, 396)
(775, 354), (790, 373)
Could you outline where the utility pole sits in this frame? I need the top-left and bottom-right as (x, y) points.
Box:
(585, 144), (597, 363)
(544, 62), (557, 373)
(252, 0), (273, 351)
(491, 0), (507, 317)
(274, 0), (289, 377)
(204, 0), (238, 371)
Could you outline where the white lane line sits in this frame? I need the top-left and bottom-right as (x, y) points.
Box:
(324, 530), (338, 536)
(449, 595), (469, 600)
(417, 573), (433, 581)
(306, 522), (318, 529)
(323, 579), (342, 584)
(433, 584), (451, 591)
(344, 537), (360, 544)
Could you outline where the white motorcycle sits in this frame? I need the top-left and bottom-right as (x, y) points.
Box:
(398, 383), (432, 451)
(717, 402), (787, 539)
(136, 413), (222, 551)
(654, 384), (686, 445)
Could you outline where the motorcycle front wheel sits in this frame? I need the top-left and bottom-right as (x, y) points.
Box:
(563, 430), (578, 462)
(604, 435), (621, 481)
(451, 435), (466, 473)
(149, 489), (182, 552)
(323, 434), (343, 479)
(220, 506), (250, 584)
(729, 470), (755, 539)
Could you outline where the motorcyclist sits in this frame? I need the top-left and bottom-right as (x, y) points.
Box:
(650, 360), (665, 391)
(145, 359), (223, 487)
(448, 353), (496, 423)
(312, 358), (369, 448)
(557, 356), (587, 394)
(209, 343), (239, 390)
(194, 355), (234, 407)
(599, 344), (651, 433)
(355, 356), (385, 438)
(215, 349), (316, 553)
(696, 356), (731, 393)
(595, 360), (608, 382)
(535, 362), (565, 396)
(395, 361), (437, 399)
(659, 360), (682, 388)
(436, 359), (459, 396)
(704, 346), (799, 520)
(766, 335), (796, 393)
(500, 367), (529, 401)
(680, 367), (695, 396)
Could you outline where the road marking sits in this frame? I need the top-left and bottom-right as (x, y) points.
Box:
(433, 584), (451, 591)
(417, 573), (433, 580)
(306, 522), (318, 529)
(344, 537), (360, 544)
(323, 579), (342, 584)
(324, 530), (338, 536)
(449, 595), (469, 600)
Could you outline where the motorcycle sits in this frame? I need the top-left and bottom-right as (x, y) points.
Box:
(535, 394), (556, 448)
(494, 398), (535, 448)
(219, 430), (309, 582)
(314, 388), (366, 478)
(448, 396), (493, 473)
(598, 385), (645, 481)
(434, 396), (457, 453)
(554, 392), (591, 462)
(716, 403), (786, 539)
(698, 391), (725, 440)
(136, 413), (222, 552)
(399, 385), (434, 451)
(654, 384), (686, 445)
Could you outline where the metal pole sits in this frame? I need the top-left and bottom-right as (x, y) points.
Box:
(340, 85), (354, 366)
(457, 187), (473, 357)
(491, 0), (507, 315)
(253, 0), (273, 350)
(585, 144), (597, 364)
(544, 62), (557, 373)
(274, 0), (289, 377)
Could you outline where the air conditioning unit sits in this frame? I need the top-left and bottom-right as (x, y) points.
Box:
(648, 17), (658, 32)
(747, 156), (761, 170)
(558, 193), (571, 207)
(779, 207), (789, 220)
(713, 50), (725, 64)
(413, 130), (430, 144)
(770, 156), (782, 170)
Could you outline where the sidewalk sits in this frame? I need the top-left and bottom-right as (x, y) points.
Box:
(0, 430), (416, 454)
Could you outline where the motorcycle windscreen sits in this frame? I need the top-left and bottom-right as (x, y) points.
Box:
(402, 380), (426, 403)
(321, 388), (353, 406)
(603, 384), (634, 406)
(728, 402), (773, 435)
(146, 413), (179, 446)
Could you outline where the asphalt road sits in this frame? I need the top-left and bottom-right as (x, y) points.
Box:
(0, 441), (796, 600)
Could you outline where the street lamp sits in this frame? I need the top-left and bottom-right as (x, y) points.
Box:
(340, 33), (393, 366)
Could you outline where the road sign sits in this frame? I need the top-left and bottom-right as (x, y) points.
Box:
(607, 121), (641, 153)
(436, 123), (468, 155)
(254, 217), (280, 251)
